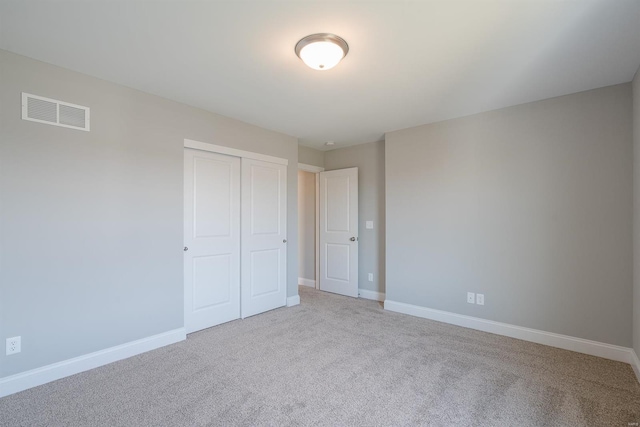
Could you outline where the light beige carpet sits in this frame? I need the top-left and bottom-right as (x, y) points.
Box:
(1, 286), (639, 426)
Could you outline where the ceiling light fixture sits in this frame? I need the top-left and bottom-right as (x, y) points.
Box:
(325, 141), (335, 146)
(295, 33), (349, 71)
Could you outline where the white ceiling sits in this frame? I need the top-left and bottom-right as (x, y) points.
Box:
(1, 1), (639, 151)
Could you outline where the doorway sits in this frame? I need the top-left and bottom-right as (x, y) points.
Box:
(298, 163), (359, 298)
(297, 164), (323, 290)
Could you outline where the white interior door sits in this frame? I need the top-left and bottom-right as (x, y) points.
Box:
(319, 167), (358, 297)
(184, 149), (240, 333)
(241, 158), (287, 318)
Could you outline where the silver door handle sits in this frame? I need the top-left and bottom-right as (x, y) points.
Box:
(184, 246), (189, 251)
(350, 237), (357, 241)
(283, 239), (287, 243)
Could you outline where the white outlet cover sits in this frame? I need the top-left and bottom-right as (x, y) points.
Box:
(368, 273), (373, 282)
(476, 294), (485, 305)
(467, 292), (475, 304)
(6, 336), (21, 355)
(366, 221), (373, 229)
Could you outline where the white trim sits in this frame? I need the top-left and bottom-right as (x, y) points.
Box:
(298, 277), (316, 287)
(184, 139), (288, 166)
(631, 349), (640, 384)
(0, 328), (186, 398)
(384, 300), (634, 364)
(287, 294), (301, 307)
(298, 163), (324, 173)
(358, 289), (385, 302)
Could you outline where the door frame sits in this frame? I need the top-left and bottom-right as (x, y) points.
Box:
(183, 138), (289, 328)
(298, 163), (324, 290)
(185, 139), (288, 166)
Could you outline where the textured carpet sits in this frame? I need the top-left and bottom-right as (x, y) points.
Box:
(1, 286), (639, 426)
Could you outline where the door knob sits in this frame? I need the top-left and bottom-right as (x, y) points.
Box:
(283, 239), (287, 243)
(184, 246), (189, 251)
(350, 237), (356, 241)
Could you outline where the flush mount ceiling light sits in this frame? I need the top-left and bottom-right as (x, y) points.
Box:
(295, 33), (349, 71)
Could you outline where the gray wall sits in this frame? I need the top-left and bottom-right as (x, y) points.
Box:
(634, 68), (640, 357)
(0, 50), (299, 378)
(325, 141), (386, 295)
(385, 84), (633, 347)
(298, 170), (315, 281)
(298, 145), (324, 168)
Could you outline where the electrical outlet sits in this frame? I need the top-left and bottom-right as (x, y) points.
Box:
(476, 294), (485, 305)
(6, 336), (21, 355)
(368, 273), (373, 282)
(467, 292), (475, 304)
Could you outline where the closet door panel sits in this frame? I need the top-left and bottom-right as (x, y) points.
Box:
(184, 149), (241, 333)
(241, 158), (287, 318)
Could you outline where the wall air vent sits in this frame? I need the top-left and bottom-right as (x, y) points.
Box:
(22, 93), (90, 131)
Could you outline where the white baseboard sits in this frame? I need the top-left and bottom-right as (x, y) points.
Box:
(384, 300), (635, 366)
(287, 294), (300, 307)
(631, 349), (640, 383)
(358, 289), (385, 302)
(0, 328), (186, 398)
(298, 278), (316, 288)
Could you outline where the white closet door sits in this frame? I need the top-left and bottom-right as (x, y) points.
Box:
(319, 167), (359, 297)
(241, 158), (287, 318)
(184, 149), (240, 333)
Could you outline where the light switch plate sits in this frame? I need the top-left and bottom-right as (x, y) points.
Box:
(366, 221), (373, 229)
(476, 294), (484, 305)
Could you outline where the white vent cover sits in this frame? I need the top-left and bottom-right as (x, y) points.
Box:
(22, 93), (90, 131)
